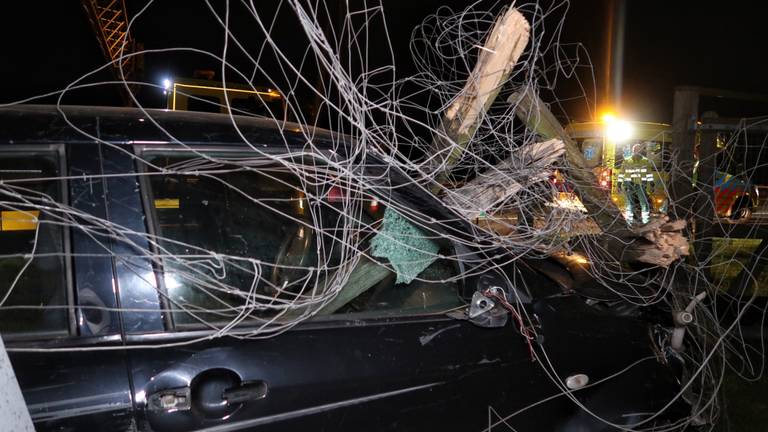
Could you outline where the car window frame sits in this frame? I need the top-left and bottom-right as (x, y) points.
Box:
(133, 144), (467, 333)
(134, 144), (339, 332)
(0, 143), (76, 341)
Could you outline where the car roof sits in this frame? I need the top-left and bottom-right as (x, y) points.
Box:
(0, 104), (346, 149)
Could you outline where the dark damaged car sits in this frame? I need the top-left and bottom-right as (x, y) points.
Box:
(0, 105), (691, 431)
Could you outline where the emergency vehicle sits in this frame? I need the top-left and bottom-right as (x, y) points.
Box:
(566, 119), (757, 220)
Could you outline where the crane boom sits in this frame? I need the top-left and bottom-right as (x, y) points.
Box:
(81, 0), (143, 105)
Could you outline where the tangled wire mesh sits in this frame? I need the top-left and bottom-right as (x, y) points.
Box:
(1, 0), (767, 430)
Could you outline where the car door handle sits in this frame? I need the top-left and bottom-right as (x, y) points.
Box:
(222, 380), (269, 405)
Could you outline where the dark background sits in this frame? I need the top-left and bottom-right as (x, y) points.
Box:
(1, 1), (767, 124)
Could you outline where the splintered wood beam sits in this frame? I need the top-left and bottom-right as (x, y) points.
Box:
(622, 217), (690, 267)
(441, 138), (564, 220)
(429, 7), (530, 187)
(422, 3), (688, 268)
(507, 89), (629, 235)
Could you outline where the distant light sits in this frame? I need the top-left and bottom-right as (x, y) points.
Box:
(570, 254), (589, 265)
(162, 78), (172, 90)
(601, 112), (616, 123)
(605, 119), (634, 142)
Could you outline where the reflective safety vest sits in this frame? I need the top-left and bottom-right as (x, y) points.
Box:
(618, 155), (654, 185)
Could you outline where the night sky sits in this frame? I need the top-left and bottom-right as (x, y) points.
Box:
(2, 1), (767, 124)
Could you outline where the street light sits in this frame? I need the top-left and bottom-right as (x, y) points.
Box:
(162, 78), (172, 96)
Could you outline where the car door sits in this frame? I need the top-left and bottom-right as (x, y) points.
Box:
(129, 313), (537, 432)
(121, 146), (539, 431)
(1, 143), (135, 431)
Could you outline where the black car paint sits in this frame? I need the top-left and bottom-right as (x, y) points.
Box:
(11, 346), (135, 431)
(130, 318), (532, 431)
(1, 106), (686, 431)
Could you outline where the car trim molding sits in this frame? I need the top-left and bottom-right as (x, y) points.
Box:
(26, 390), (132, 422)
(195, 382), (443, 431)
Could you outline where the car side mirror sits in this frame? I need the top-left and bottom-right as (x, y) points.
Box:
(466, 289), (509, 328)
(447, 277), (514, 328)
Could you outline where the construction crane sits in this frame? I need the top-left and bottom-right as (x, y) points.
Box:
(81, 0), (143, 106)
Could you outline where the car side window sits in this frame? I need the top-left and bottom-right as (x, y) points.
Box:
(312, 216), (462, 319)
(141, 152), (463, 329)
(0, 150), (69, 336)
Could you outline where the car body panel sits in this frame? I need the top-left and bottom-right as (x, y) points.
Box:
(0, 106), (688, 431)
(3, 137), (136, 431)
(129, 318), (533, 431)
(11, 349), (135, 431)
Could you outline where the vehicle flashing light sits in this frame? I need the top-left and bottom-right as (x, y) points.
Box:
(601, 112), (616, 123)
(605, 119), (634, 142)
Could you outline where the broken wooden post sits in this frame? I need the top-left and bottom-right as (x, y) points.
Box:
(442, 138), (565, 220)
(507, 89), (628, 233)
(622, 217), (690, 267)
(429, 7), (530, 188)
(425, 4), (687, 268)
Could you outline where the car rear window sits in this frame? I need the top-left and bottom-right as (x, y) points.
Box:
(141, 152), (462, 329)
(0, 150), (69, 335)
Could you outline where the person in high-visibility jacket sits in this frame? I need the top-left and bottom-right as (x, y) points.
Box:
(617, 144), (654, 224)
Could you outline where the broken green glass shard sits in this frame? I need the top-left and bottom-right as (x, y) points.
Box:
(371, 208), (439, 284)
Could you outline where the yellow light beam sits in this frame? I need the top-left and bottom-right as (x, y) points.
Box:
(173, 83), (280, 97)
